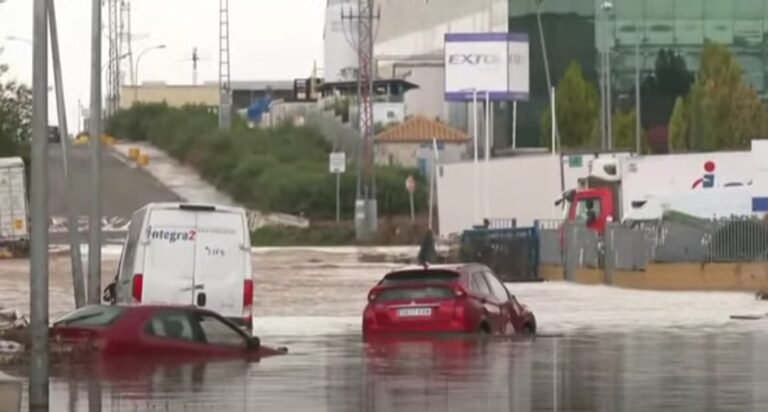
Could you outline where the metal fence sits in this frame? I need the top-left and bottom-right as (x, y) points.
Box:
(544, 217), (768, 268)
(536, 219), (563, 265)
(459, 227), (538, 282)
(634, 217), (768, 263)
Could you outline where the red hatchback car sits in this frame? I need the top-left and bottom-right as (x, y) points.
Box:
(363, 264), (536, 337)
(50, 305), (286, 359)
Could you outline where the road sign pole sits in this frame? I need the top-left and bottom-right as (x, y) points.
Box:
(49, 0), (86, 308)
(330, 152), (346, 223)
(88, 0), (103, 304)
(30, 0), (50, 408)
(336, 172), (341, 223)
(409, 192), (415, 223)
(405, 175), (416, 223)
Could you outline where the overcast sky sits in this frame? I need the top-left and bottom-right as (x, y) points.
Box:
(0, 0), (326, 128)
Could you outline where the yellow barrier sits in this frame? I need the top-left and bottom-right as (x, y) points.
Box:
(137, 153), (149, 166)
(101, 135), (116, 146)
(128, 147), (140, 160)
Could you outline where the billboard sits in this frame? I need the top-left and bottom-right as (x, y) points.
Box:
(444, 32), (529, 102)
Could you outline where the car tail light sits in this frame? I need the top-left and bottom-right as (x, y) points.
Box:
(452, 285), (467, 298)
(243, 279), (253, 320)
(131, 274), (143, 303)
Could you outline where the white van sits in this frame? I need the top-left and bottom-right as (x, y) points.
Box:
(113, 203), (253, 331)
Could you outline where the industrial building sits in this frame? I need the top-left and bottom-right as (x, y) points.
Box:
(345, 0), (768, 151)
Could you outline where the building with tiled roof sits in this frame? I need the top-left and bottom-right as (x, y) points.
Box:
(374, 115), (470, 170)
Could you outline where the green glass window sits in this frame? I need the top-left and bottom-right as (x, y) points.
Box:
(644, 0), (674, 20)
(675, 0), (705, 19)
(733, 0), (763, 20)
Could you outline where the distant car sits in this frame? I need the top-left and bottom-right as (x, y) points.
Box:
(49, 305), (286, 359)
(362, 264), (536, 337)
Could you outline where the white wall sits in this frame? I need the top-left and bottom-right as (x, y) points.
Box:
(324, 0), (359, 83)
(375, 0), (508, 122)
(436, 152), (631, 236)
(377, 142), (465, 168)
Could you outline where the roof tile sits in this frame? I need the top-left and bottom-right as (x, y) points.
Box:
(375, 115), (470, 143)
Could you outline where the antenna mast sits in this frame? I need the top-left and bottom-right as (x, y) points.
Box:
(342, 0), (380, 240)
(218, 0), (232, 130)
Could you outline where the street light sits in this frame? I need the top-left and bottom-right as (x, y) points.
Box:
(133, 44), (166, 102)
(102, 52), (130, 72)
(5, 35), (32, 45)
(599, 1), (615, 150)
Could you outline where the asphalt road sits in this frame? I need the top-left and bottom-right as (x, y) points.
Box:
(47, 143), (180, 245)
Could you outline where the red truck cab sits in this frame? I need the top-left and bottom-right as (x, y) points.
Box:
(560, 158), (623, 236)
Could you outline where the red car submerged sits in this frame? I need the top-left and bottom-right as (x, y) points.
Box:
(49, 305), (286, 359)
(362, 264), (536, 337)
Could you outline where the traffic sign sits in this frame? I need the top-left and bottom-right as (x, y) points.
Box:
(405, 175), (416, 193)
(329, 152), (346, 174)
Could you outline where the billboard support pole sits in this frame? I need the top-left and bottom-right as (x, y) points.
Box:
(472, 89), (479, 225)
(484, 91), (490, 220)
(512, 100), (518, 149)
(551, 86), (557, 155)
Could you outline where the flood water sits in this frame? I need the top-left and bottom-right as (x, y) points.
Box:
(4, 247), (768, 411)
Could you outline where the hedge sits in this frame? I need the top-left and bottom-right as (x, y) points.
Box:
(107, 103), (428, 220)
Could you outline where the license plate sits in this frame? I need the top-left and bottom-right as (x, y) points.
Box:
(397, 307), (432, 317)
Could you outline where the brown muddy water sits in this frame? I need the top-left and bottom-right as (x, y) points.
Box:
(2, 247), (768, 411)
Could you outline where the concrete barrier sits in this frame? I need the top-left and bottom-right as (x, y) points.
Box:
(128, 147), (140, 161)
(539, 263), (768, 291)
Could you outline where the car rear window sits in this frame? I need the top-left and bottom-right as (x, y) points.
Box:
(54, 306), (126, 327)
(376, 286), (455, 302)
(380, 270), (459, 286)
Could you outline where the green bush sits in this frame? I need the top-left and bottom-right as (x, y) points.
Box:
(107, 103), (428, 219)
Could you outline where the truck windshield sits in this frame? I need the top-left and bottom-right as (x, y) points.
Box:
(575, 198), (601, 224)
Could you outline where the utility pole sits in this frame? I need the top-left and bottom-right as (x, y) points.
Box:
(123, 1), (134, 89)
(30, 0), (49, 408)
(218, 0), (232, 130)
(635, 35), (642, 154)
(342, 0), (380, 241)
(88, 0), (103, 305)
(49, 0), (86, 308)
(535, 0), (559, 149)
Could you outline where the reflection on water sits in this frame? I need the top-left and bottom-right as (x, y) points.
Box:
(9, 328), (768, 411)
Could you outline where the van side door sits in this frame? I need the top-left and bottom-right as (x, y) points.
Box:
(192, 211), (247, 319)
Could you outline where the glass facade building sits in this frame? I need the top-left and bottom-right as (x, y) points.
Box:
(510, 0), (768, 148)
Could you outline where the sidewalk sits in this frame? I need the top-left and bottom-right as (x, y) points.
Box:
(113, 142), (239, 207)
(111, 142), (309, 230)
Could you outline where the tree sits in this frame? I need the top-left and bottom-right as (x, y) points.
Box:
(611, 109), (638, 151)
(0, 63), (32, 157)
(667, 97), (686, 152)
(685, 41), (763, 151)
(540, 61), (599, 149)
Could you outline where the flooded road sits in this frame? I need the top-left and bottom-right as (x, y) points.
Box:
(3, 247), (768, 411)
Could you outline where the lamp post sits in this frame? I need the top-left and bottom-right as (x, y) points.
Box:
(134, 44), (166, 103)
(599, 1), (615, 150)
(535, 0), (558, 149)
